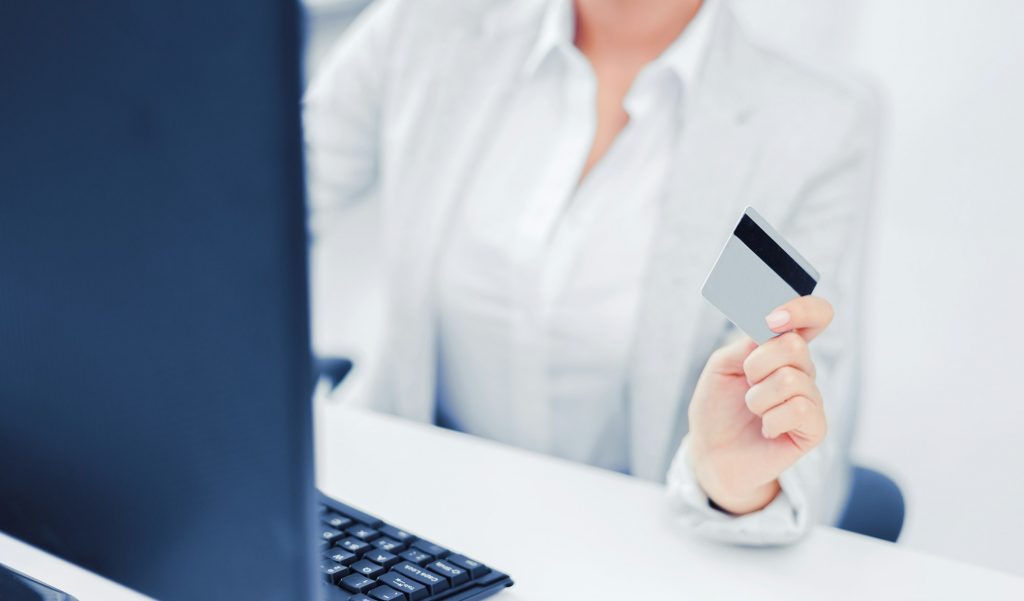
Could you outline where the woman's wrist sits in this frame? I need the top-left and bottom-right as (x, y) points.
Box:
(692, 446), (781, 515)
(706, 479), (780, 515)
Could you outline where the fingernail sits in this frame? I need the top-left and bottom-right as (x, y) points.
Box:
(765, 310), (790, 330)
(761, 425), (771, 439)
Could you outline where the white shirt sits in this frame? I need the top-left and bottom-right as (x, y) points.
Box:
(435, 0), (719, 472)
(306, 0), (872, 545)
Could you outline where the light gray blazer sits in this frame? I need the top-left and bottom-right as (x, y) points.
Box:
(305, 0), (877, 534)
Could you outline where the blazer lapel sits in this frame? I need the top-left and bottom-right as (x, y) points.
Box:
(628, 9), (766, 481)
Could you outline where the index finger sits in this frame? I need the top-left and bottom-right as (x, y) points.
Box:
(764, 295), (834, 342)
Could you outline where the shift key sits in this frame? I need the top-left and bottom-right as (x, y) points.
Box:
(377, 571), (427, 601)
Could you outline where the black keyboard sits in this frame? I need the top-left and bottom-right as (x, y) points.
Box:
(318, 493), (513, 601)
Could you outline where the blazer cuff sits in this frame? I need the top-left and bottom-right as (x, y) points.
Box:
(665, 435), (811, 545)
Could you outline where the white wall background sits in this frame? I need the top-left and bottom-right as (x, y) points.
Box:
(306, 0), (1024, 577)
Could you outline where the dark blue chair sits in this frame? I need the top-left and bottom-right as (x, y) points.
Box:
(315, 357), (353, 391)
(836, 466), (905, 543)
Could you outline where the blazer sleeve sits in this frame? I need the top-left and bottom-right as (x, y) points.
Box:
(302, 0), (403, 218)
(303, 1), (405, 409)
(665, 89), (880, 545)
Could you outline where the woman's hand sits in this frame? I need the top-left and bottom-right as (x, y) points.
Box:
(687, 296), (834, 515)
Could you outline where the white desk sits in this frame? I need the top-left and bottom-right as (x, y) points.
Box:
(4, 403), (1023, 600)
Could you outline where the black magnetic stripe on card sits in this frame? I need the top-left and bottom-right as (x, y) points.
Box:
(733, 214), (817, 295)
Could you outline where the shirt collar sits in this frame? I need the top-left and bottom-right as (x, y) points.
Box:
(656, 0), (719, 87)
(522, 0), (721, 86)
(522, 0), (574, 75)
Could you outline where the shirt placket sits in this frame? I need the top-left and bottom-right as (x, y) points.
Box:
(510, 50), (597, 454)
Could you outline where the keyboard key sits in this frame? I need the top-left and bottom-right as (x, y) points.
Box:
(322, 562), (350, 585)
(377, 572), (427, 601)
(321, 528), (345, 543)
(426, 560), (469, 586)
(324, 548), (357, 565)
(393, 561), (449, 595)
(337, 537), (372, 555)
(364, 550), (400, 568)
(372, 537), (405, 553)
(399, 549), (432, 565)
(323, 513), (353, 530)
(410, 540), (447, 558)
(351, 559), (386, 579)
(346, 525), (381, 542)
(330, 503), (385, 529)
(368, 586), (404, 601)
(349, 596), (373, 601)
(446, 554), (489, 579)
(340, 573), (377, 594)
(379, 525), (416, 544)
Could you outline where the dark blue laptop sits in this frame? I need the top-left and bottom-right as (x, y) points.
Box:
(0, 1), (511, 599)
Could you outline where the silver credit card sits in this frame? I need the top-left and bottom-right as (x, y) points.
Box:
(701, 206), (819, 344)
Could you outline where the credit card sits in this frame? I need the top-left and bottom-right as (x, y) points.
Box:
(701, 207), (819, 344)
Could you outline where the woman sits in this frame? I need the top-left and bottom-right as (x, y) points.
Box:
(305, 0), (875, 544)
